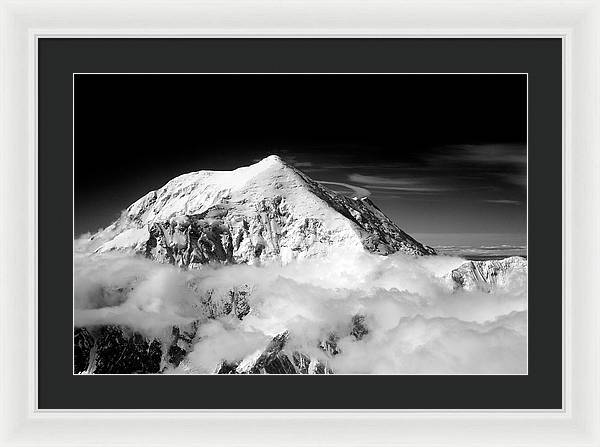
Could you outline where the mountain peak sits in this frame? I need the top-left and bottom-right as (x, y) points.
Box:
(89, 157), (435, 264)
(239, 154), (298, 181)
(257, 154), (287, 167)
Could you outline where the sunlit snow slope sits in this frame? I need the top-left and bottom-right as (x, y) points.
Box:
(87, 155), (435, 266)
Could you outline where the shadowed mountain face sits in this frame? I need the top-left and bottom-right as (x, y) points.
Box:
(83, 155), (435, 267)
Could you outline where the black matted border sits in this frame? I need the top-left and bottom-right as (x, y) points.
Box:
(38, 38), (562, 409)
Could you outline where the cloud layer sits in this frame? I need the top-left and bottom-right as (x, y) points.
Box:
(74, 250), (527, 374)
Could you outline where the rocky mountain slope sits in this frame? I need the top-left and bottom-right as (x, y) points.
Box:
(449, 256), (528, 292)
(74, 302), (365, 375)
(85, 155), (434, 266)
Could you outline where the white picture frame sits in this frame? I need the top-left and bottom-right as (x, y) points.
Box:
(1, 0), (598, 445)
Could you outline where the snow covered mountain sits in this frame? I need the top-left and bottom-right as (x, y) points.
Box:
(450, 256), (528, 292)
(86, 155), (435, 265)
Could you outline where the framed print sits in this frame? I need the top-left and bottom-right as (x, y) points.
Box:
(42, 39), (559, 410)
(1, 1), (600, 446)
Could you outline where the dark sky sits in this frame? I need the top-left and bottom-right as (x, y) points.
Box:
(75, 74), (526, 240)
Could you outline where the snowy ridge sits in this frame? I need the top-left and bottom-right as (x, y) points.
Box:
(450, 256), (528, 292)
(87, 155), (435, 266)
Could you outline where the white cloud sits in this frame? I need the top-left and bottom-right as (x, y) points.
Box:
(348, 174), (450, 194)
(485, 199), (522, 205)
(317, 181), (371, 198)
(349, 173), (423, 187)
(74, 250), (527, 374)
(185, 320), (271, 373)
(293, 161), (313, 167)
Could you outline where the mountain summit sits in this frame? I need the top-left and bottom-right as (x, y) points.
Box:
(87, 155), (435, 266)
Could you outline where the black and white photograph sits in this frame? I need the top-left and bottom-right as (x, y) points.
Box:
(73, 73), (527, 375)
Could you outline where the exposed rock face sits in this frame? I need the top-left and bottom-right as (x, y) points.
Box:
(74, 323), (345, 375)
(166, 322), (200, 367)
(183, 282), (253, 320)
(74, 327), (95, 373)
(450, 256), (528, 292)
(215, 331), (334, 375)
(350, 314), (369, 341)
(211, 314), (370, 375)
(74, 326), (163, 374)
(74, 319), (203, 374)
(74, 284), (252, 374)
(88, 155), (434, 267)
(237, 332), (298, 374)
